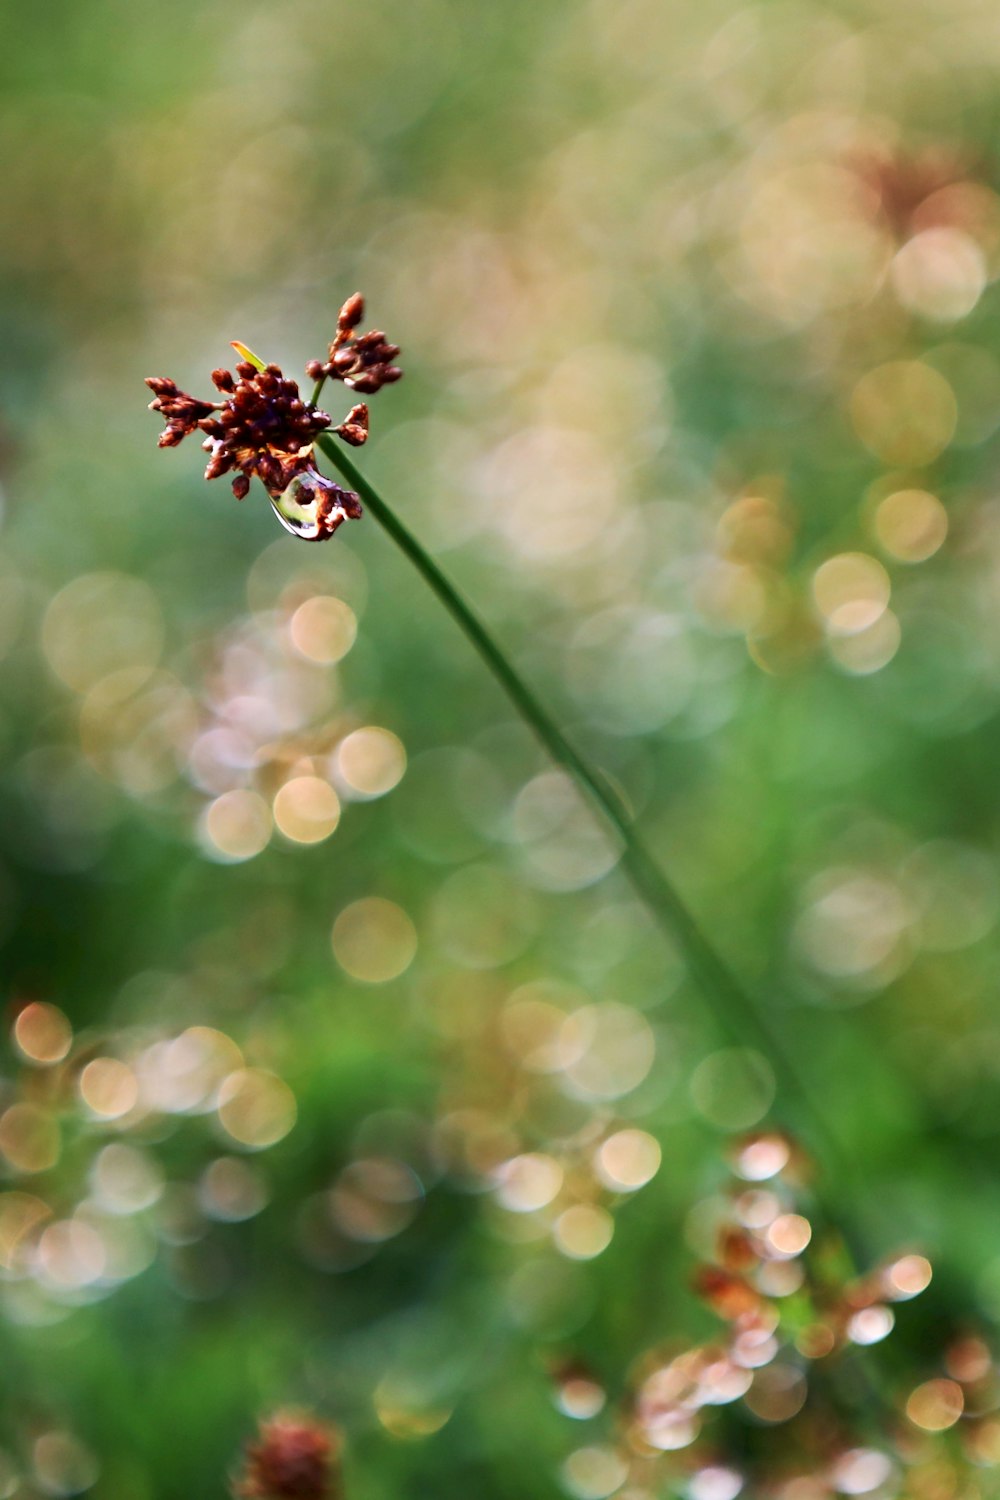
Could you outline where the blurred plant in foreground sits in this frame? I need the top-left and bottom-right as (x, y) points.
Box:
(550, 1133), (1000, 1500)
(234, 1414), (341, 1500)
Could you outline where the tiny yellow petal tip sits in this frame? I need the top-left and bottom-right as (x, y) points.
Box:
(231, 341), (266, 371)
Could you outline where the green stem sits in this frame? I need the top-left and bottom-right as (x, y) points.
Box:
(314, 433), (910, 1425)
(316, 433), (848, 1174)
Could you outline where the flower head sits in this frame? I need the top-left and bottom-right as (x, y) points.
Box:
(304, 292), (403, 396)
(201, 362), (333, 496)
(145, 293), (402, 541)
(234, 1413), (341, 1500)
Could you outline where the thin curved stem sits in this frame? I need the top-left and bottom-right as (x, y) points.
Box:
(316, 433), (852, 1178)
(316, 433), (912, 1426)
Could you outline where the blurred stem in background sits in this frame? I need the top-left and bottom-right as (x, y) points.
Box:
(315, 431), (867, 1234)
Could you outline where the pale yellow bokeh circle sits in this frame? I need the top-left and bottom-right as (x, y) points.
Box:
(332, 898), (417, 982)
(42, 572), (164, 693)
(200, 789), (272, 862)
(336, 727), (407, 798)
(79, 667), (196, 795)
(743, 1365), (807, 1424)
(766, 1213), (812, 1257)
(906, 1378), (964, 1432)
(0, 1104), (59, 1174)
(217, 1069), (297, 1149)
(827, 610), (901, 676)
(373, 1374), (453, 1440)
(0, 1192), (50, 1270)
(288, 595), (357, 664)
(33, 1432), (99, 1496)
(554, 1203), (614, 1260)
(36, 1219), (106, 1289)
(594, 1129), (661, 1191)
(272, 776), (341, 844)
(889, 1254), (932, 1297)
(495, 1153), (564, 1213)
(198, 1155), (268, 1221)
(812, 553), (890, 636)
(850, 361), (957, 467)
(875, 489), (948, 563)
(561, 1446), (628, 1500)
(890, 228), (986, 322)
(79, 1058), (139, 1120)
(14, 1003), (72, 1066)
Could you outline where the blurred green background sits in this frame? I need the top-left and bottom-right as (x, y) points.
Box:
(4, 0), (1000, 1494)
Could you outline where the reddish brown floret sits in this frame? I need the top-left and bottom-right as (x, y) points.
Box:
(694, 1265), (761, 1320)
(337, 291), (365, 330)
(334, 403), (369, 447)
(145, 377), (218, 448)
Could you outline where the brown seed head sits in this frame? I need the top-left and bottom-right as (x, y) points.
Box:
(145, 294), (400, 538)
(200, 363), (331, 498)
(235, 1413), (341, 1500)
(306, 294), (403, 396)
(148, 362), (332, 497)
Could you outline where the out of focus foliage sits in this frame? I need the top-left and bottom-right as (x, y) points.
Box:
(4, 0), (1000, 1495)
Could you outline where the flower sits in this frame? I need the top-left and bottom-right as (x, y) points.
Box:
(304, 292), (402, 396)
(146, 361), (332, 501)
(234, 1413), (341, 1500)
(144, 292), (402, 541)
